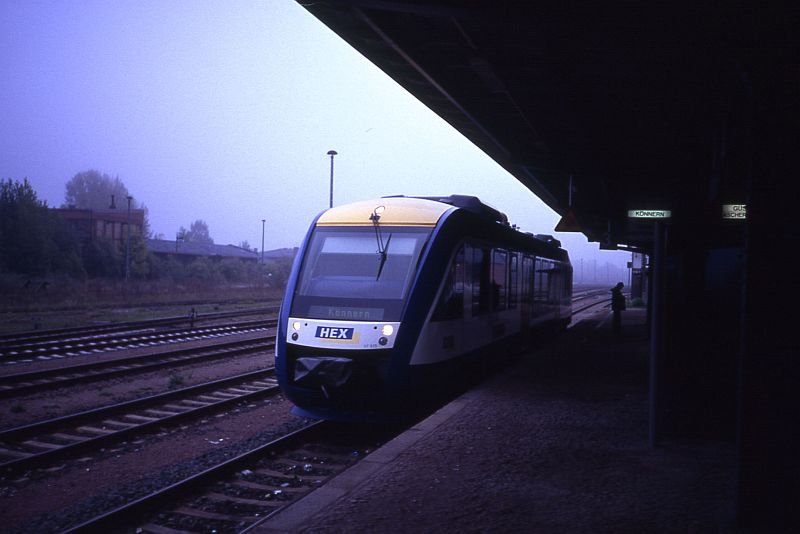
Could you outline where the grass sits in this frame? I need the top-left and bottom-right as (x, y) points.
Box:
(0, 277), (285, 335)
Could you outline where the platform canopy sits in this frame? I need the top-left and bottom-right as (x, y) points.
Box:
(298, 2), (794, 252)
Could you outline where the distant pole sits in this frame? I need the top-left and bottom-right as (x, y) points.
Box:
(629, 252), (633, 289)
(261, 219), (265, 264)
(125, 196), (132, 279)
(327, 150), (338, 208)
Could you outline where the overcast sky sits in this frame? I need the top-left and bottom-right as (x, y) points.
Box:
(1, 0), (630, 283)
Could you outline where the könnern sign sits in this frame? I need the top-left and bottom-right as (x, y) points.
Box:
(627, 209), (672, 219)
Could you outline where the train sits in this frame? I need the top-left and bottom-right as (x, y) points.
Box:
(276, 195), (572, 420)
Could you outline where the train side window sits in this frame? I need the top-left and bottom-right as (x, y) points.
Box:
(535, 257), (549, 305)
(559, 262), (572, 304)
(522, 256), (533, 304)
(549, 263), (558, 304)
(472, 247), (491, 315)
(432, 246), (465, 322)
(549, 260), (557, 303)
(491, 249), (507, 311)
(546, 260), (558, 304)
(454, 248), (465, 294)
(470, 246), (479, 315)
(566, 264), (573, 304)
(509, 253), (518, 309)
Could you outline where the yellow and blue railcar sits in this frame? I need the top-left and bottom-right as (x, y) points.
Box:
(276, 195), (571, 420)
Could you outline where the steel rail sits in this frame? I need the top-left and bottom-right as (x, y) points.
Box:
(62, 421), (327, 534)
(0, 337), (275, 399)
(0, 368), (281, 474)
(571, 288), (609, 303)
(0, 305), (280, 345)
(0, 318), (277, 361)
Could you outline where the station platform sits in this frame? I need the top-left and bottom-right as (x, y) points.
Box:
(256, 307), (737, 533)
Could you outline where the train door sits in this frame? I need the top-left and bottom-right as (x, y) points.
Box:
(463, 244), (492, 352)
(420, 245), (466, 363)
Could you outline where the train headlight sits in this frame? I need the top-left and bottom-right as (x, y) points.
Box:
(381, 324), (394, 336)
(292, 321), (302, 331)
(379, 337), (388, 346)
(291, 332), (299, 341)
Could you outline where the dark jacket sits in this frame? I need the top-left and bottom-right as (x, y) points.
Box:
(611, 286), (626, 312)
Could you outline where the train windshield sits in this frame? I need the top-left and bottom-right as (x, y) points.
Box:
(291, 226), (430, 321)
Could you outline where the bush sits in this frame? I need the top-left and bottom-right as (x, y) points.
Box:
(83, 239), (122, 278)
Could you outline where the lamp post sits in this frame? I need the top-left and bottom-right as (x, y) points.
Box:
(261, 219), (265, 264)
(125, 195), (132, 279)
(327, 150), (337, 208)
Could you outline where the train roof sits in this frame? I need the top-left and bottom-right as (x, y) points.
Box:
(317, 196), (452, 227)
(316, 195), (507, 228)
(315, 195), (567, 261)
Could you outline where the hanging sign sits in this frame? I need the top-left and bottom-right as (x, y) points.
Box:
(627, 209), (672, 219)
(722, 204), (746, 219)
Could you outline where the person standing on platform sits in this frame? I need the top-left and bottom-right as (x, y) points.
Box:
(611, 282), (626, 337)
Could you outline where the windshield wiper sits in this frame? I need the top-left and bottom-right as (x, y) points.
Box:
(370, 206), (391, 280)
(375, 234), (392, 280)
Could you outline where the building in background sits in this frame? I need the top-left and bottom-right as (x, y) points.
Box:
(55, 207), (145, 248)
(147, 239), (258, 264)
(147, 240), (296, 265)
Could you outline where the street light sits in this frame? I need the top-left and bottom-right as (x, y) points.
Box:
(327, 150), (337, 208)
(261, 219), (265, 264)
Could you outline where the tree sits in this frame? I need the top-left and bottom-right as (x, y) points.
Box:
(179, 220), (214, 244)
(63, 170), (134, 210)
(64, 170), (153, 238)
(129, 234), (150, 278)
(0, 178), (82, 277)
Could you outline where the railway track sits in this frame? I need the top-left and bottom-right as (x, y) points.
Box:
(567, 289), (629, 329)
(0, 368), (281, 475)
(0, 318), (277, 364)
(571, 288), (610, 305)
(0, 337), (274, 399)
(4, 293), (613, 532)
(3, 295), (598, 367)
(0, 305), (279, 348)
(63, 421), (399, 534)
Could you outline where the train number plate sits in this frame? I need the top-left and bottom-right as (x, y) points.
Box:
(315, 326), (355, 340)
